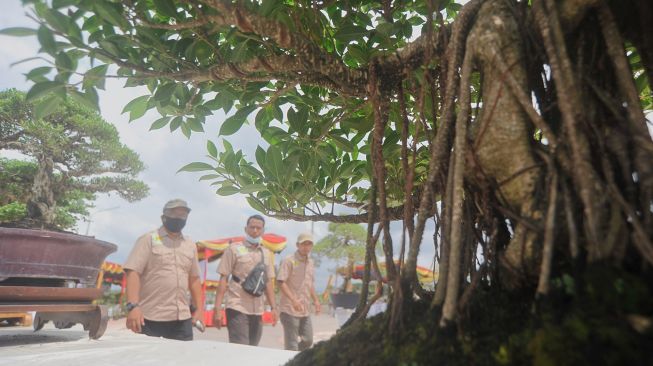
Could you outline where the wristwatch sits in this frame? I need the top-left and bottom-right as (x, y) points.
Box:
(126, 302), (140, 312)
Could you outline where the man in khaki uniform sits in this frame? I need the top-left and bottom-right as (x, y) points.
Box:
(277, 232), (321, 351)
(124, 199), (203, 341)
(213, 214), (278, 346)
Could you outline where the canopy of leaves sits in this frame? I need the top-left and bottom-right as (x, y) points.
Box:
(313, 222), (368, 262)
(3, 0), (454, 222)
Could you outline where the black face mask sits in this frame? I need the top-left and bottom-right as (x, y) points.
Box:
(162, 216), (186, 233)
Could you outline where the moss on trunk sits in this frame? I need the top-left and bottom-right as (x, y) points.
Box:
(287, 264), (653, 366)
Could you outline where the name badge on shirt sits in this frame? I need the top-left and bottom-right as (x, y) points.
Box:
(151, 232), (164, 246)
(236, 246), (249, 256)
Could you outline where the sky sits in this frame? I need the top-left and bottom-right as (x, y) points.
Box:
(0, 1), (438, 292)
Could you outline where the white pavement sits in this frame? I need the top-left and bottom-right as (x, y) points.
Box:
(0, 322), (298, 366)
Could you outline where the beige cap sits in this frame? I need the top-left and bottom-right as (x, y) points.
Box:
(163, 199), (191, 212)
(296, 232), (314, 244)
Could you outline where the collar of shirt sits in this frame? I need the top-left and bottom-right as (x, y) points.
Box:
(294, 251), (309, 262)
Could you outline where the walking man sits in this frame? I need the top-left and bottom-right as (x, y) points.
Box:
(213, 214), (278, 345)
(123, 199), (203, 341)
(278, 232), (321, 351)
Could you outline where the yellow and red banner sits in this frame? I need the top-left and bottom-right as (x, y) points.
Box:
(196, 233), (287, 262)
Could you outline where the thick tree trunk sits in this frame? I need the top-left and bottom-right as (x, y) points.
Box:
(26, 153), (56, 227)
(467, 0), (543, 285)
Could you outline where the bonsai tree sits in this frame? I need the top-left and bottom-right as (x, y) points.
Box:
(5, 0), (653, 363)
(0, 89), (148, 230)
(314, 223), (367, 293)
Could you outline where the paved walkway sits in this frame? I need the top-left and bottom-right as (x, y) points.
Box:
(0, 311), (342, 366)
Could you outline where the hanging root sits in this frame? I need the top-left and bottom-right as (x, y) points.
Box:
(403, 0), (485, 288)
(536, 165), (559, 296)
(440, 40), (473, 327)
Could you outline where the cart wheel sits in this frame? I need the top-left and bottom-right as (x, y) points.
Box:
(33, 313), (47, 331)
(88, 305), (109, 340)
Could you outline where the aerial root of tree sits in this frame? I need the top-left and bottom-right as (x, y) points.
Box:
(335, 1), (653, 354)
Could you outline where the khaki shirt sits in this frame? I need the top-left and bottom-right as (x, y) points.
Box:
(277, 251), (315, 317)
(124, 227), (200, 321)
(217, 242), (275, 315)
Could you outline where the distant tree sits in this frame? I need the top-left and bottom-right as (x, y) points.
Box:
(0, 89), (148, 230)
(314, 223), (367, 293)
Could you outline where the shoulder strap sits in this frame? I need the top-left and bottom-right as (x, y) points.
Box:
(258, 247), (265, 265)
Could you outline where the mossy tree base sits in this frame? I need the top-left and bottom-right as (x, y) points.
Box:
(287, 264), (653, 366)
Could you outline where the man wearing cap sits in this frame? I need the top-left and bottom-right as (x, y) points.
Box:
(277, 232), (321, 351)
(212, 214), (278, 346)
(123, 199), (203, 341)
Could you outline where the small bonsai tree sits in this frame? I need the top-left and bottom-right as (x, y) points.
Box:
(0, 89), (149, 230)
(314, 223), (367, 293)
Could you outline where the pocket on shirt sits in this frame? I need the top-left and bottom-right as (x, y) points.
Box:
(178, 250), (194, 272)
(236, 255), (253, 266)
(235, 255), (254, 275)
(151, 245), (173, 265)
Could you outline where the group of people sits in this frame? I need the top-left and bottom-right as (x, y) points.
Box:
(123, 199), (320, 351)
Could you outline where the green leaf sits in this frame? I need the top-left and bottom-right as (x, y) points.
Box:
(25, 66), (52, 81)
(177, 162), (215, 173)
(43, 8), (70, 34)
(33, 95), (61, 119)
(154, 83), (177, 102)
(53, 0), (80, 9)
(121, 95), (150, 121)
(240, 184), (267, 194)
(266, 145), (283, 181)
(219, 113), (245, 136)
(246, 197), (267, 212)
(255, 106), (273, 131)
(70, 89), (99, 110)
(187, 118), (204, 132)
(207, 140), (218, 158)
(0, 27), (37, 37)
(181, 123), (191, 139)
(55, 51), (74, 72)
(255, 146), (266, 167)
(83, 64), (108, 90)
(336, 180), (349, 196)
(219, 140), (231, 155)
(334, 25), (368, 42)
(217, 186), (240, 196)
(26, 80), (65, 102)
(93, 1), (128, 29)
(329, 134), (355, 152)
(169, 116), (183, 131)
(37, 26), (57, 55)
(153, 0), (178, 18)
(347, 44), (369, 64)
(219, 104), (256, 136)
(199, 174), (220, 181)
(98, 40), (120, 57)
(149, 116), (170, 130)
